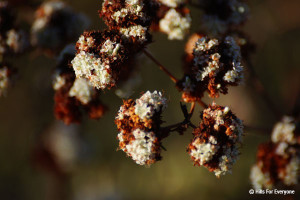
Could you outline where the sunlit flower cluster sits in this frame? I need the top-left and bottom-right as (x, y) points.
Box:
(188, 103), (244, 177)
(177, 35), (244, 101)
(115, 91), (168, 165)
(54, 44), (107, 124)
(250, 116), (300, 189)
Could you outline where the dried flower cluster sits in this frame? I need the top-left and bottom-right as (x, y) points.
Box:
(115, 91), (168, 166)
(198, 0), (249, 34)
(152, 0), (191, 40)
(187, 103), (244, 177)
(177, 35), (244, 102)
(250, 116), (300, 189)
(53, 44), (107, 124)
(31, 0), (89, 50)
(100, 0), (159, 50)
(71, 30), (135, 90)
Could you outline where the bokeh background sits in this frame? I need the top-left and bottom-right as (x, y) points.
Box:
(0, 0), (300, 199)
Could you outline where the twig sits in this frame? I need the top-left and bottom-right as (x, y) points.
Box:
(197, 99), (208, 109)
(143, 49), (178, 83)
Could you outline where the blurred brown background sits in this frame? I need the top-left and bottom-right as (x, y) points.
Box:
(0, 0), (300, 199)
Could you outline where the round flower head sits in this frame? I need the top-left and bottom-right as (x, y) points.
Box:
(31, 0), (89, 50)
(115, 91), (168, 166)
(0, 63), (15, 97)
(271, 116), (299, 145)
(187, 103), (244, 177)
(71, 30), (137, 90)
(54, 44), (107, 124)
(177, 36), (244, 101)
(100, 0), (158, 49)
(250, 142), (300, 189)
(198, 0), (249, 34)
(159, 8), (191, 40)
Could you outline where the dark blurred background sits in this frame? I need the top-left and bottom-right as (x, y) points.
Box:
(0, 0), (300, 199)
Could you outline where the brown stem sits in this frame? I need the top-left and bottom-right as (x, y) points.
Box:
(143, 49), (178, 83)
(246, 60), (282, 119)
(189, 102), (196, 116)
(197, 99), (208, 109)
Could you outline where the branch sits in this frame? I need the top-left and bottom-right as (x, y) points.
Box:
(143, 49), (178, 83)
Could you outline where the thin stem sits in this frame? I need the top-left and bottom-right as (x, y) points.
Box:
(143, 49), (178, 83)
(197, 99), (208, 109)
(189, 102), (196, 116)
(246, 60), (282, 119)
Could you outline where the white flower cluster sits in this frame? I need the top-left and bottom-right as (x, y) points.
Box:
(194, 36), (244, 86)
(190, 136), (219, 165)
(159, 8), (191, 40)
(190, 105), (243, 177)
(111, 0), (146, 22)
(159, 0), (185, 8)
(6, 29), (27, 53)
(0, 67), (9, 97)
(71, 51), (113, 89)
(71, 34), (125, 89)
(120, 25), (147, 43)
(271, 116), (297, 144)
(118, 129), (157, 165)
(52, 74), (66, 90)
(135, 91), (168, 120)
(68, 78), (94, 105)
(250, 163), (273, 190)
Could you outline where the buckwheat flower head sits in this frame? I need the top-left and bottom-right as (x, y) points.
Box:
(31, 0), (89, 50)
(198, 0), (249, 34)
(159, 8), (191, 40)
(250, 142), (300, 189)
(115, 91), (168, 166)
(177, 35), (244, 101)
(187, 103), (244, 177)
(71, 30), (132, 90)
(158, 0), (186, 8)
(54, 44), (107, 124)
(271, 116), (299, 145)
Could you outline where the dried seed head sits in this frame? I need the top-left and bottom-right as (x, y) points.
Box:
(177, 35), (244, 101)
(100, 0), (158, 49)
(187, 103), (244, 177)
(159, 8), (191, 40)
(250, 142), (300, 189)
(271, 116), (299, 145)
(31, 0), (89, 50)
(71, 30), (135, 90)
(198, 0), (249, 34)
(115, 91), (168, 166)
(54, 44), (107, 124)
